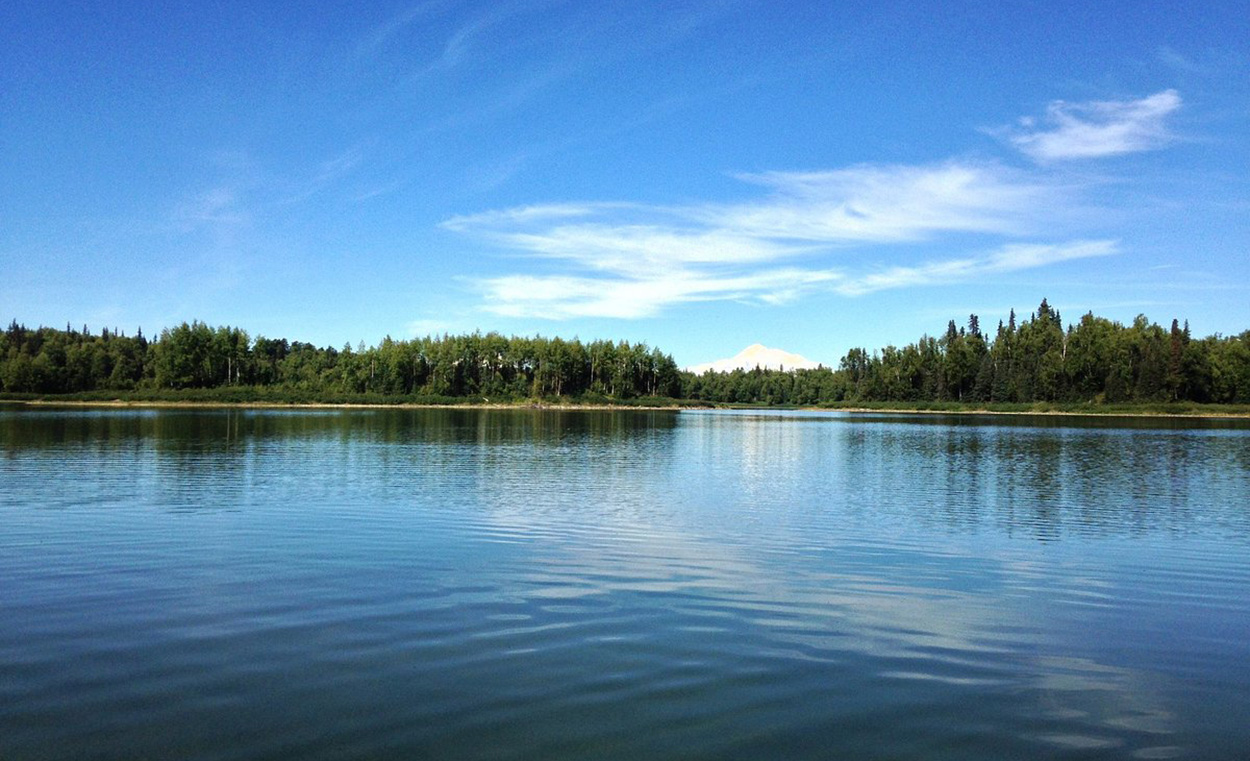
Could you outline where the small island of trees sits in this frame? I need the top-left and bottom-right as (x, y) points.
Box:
(2, 299), (1248, 410)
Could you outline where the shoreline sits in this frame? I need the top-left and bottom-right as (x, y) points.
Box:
(798, 406), (1250, 419)
(3, 399), (688, 412)
(4, 398), (1250, 419)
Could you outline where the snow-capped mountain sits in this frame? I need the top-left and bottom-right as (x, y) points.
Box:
(687, 344), (821, 374)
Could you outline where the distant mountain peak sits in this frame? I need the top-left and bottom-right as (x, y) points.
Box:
(687, 344), (821, 374)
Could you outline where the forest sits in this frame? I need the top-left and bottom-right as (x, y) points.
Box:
(2, 299), (1248, 406)
(0, 321), (683, 402)
(685, 300), (1250, 406)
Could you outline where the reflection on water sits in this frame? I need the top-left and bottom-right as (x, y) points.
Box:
(1, 407), (1248, 760)
(0, 406), (677, 449)
(681, 410), (1250, 541)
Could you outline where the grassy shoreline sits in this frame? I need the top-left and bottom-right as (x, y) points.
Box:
(4, 399), (688, 412)
(768, 400), (1250, 418)
(4, 392), (1250, 418)
(0, 390), (694, 412)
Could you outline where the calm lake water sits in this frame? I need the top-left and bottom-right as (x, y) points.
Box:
(2, 407), (1249, 760)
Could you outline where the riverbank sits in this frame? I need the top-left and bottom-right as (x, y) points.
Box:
(4, 394), (1250, 418)
(0, 394), (695, 412)
(4, 400), (689, 411)
(800, 401), (1250, 418)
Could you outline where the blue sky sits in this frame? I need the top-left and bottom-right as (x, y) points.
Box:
(2, 1), (1247, 367)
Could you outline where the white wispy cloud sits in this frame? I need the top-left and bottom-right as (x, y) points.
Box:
(832, 240), (1118, 296)
(448, 160), (1117, 320)
(443, 202), (612, 231)
(400, 0), (556, 83)
(998, 90), (1181, 162)
(356, 2), (454, 59)
(1156, 46), (1222, 77)
(715, 163), (1051, 241)
(173, 187), (248, 231)
(479, 267), (841, 320)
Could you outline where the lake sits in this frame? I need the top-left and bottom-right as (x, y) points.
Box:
(2, 406), (1248, 760)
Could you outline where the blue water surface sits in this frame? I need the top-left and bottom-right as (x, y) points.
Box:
(1, 407), (1248, 760)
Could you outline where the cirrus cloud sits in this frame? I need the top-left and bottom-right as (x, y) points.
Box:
(447, 158), (1121, 320)
(996, 90), (1181, 162)
(832, 240), (1118, 296)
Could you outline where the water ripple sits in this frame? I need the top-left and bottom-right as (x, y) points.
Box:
(2, 408), (1249, 759)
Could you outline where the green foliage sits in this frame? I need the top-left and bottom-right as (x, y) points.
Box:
(2, 302), (1248, 409)
(678, 299), (1250, 407)
(0, 321), (681, 404)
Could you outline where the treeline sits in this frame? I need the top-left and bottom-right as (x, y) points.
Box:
(3, 300), (1249, 406)
(0, 321), (681, 400)
(683, 299), (1250, 405)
